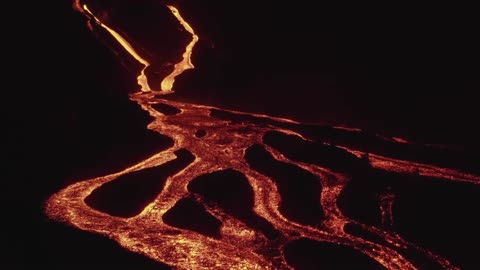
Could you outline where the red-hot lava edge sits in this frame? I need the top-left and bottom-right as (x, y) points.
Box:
(45, 2), (480, 270)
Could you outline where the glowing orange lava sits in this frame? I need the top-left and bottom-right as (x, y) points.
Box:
(46, 91), (480, 269)
(46, 2), (480, 270)
(74, 2), (198, 92)
(79, 3), (152, 92)
(161, 6), (199, 92)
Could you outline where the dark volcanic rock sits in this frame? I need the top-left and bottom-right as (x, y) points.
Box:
(392, 175), (480, 269)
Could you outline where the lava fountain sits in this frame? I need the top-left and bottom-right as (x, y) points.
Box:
(46, 1), (480, 269)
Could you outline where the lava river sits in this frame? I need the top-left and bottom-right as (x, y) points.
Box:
(46, 1), (480, 269)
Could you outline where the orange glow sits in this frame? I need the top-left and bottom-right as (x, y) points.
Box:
(46, 2), (480, 270)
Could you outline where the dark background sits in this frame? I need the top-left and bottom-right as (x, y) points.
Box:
(6, 0), (479, 268)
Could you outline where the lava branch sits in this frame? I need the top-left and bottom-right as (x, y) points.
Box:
(79, 3), (152, 92)
(161, 6), (199, 93)
(74, 1), (198, 93)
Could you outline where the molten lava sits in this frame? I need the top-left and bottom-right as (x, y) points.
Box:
(75, 1), (198, 93)
(79, 3), (152, 92)
(46, 2), (480, 270)
(161, 6), (199, 92)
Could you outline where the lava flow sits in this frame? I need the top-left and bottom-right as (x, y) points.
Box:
(74, 0), (198, 93)
(46, 2), (480, 270)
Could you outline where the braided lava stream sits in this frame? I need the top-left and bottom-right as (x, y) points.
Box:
(46, 2), (480, 269)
